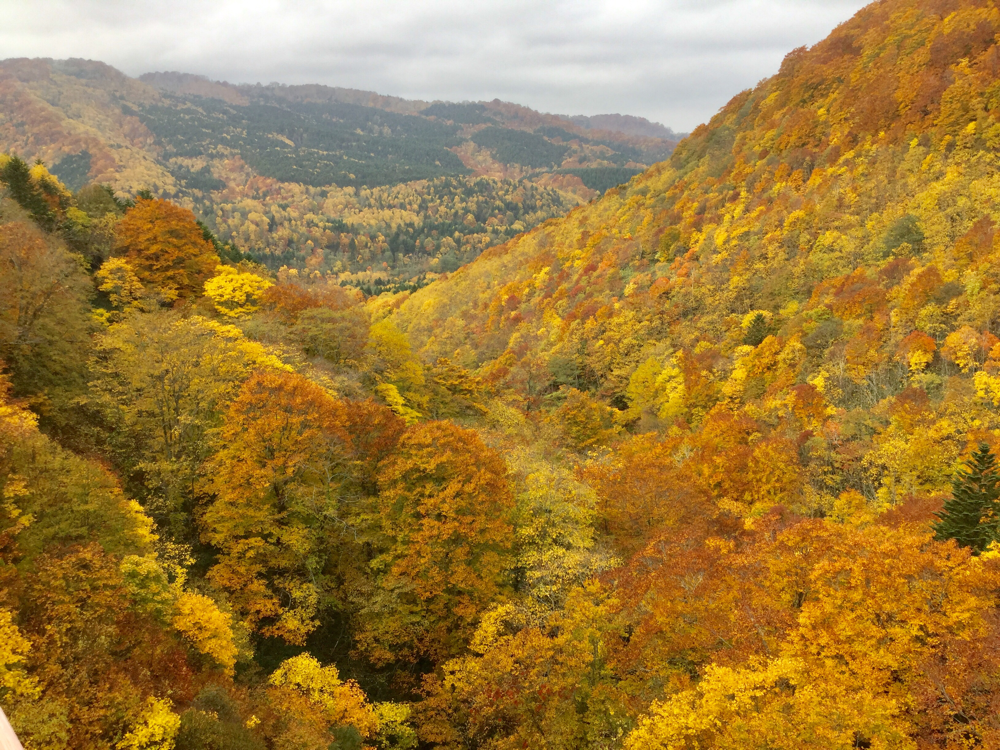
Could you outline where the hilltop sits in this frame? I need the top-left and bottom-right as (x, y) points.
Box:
(570, 112), (681, 140)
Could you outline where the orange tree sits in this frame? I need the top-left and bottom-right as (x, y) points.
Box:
(114, 198), (219, 301)
(355, 421), (516, 666)
(201, 370), (353, 645)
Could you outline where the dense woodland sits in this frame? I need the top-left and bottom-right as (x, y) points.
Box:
(0, 59), (679, 287)
(6, 0), (1000, 748)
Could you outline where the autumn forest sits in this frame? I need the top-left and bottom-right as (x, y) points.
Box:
(6, 0), (1000, 748)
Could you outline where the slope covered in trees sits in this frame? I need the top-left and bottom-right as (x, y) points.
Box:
(7, 0), (1000, 748)
(0, 59), (681, 287)
(396, 0), (1000, 432)
(390, 0), (1000, 741)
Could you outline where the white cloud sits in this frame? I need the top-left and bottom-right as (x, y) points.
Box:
(0, 0), (870, 131)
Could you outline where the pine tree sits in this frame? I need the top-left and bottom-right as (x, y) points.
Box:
(934, 443), (1000, 553)
(0, 155), (55, 229)
(743, 312), (769, 347)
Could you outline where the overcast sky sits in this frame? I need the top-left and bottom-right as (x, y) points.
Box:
(2, 0), (869, 132)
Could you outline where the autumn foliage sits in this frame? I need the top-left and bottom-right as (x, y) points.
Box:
(203, 370), (352, 644)
(114, 197), (219, 301)
(10, 1), (1000, 748)
(357, 421), (516, 665)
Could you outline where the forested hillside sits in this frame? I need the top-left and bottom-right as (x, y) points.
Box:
(5, 0), (1000, 749)
(0, 59), (680, 289)
(390, 0), (1000, 742)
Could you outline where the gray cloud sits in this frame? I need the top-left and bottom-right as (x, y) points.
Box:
(1, 0), (869, 131)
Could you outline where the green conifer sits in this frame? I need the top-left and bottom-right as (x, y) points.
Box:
(934, 443), (1000, 553)
(0, 155), (55, 229)
(743, 312), (769, 347)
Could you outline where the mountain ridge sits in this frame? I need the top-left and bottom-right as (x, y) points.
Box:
(0, 56), (682, 285)
(570, 112), (681, 140)
(138, 70), (684, 142)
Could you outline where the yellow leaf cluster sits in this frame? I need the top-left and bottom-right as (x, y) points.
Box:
(115, 698), (181, 750)
(624, 658), (913, 750)
(171, 590), (238, 675)
(203, 267), (273, 318)
(268, 654), (378, 738)
(0, 608), (39, 701)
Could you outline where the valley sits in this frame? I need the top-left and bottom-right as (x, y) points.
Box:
(4, 1), (1000, 748)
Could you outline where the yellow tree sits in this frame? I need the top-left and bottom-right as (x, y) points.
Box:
(624, 657), (913, 750)
(203, 267), (273, 318)
(96, 258), (145, 314)
(365, 318), (427, 421)
(116, 698), (181, 750)
(0, 608), (38, 702)
(267, 654), (378, 748)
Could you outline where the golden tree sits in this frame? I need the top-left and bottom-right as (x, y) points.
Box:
(202, 370), (351, 644)
(356, 421), (516, 665)
(114, 198), (219, 301)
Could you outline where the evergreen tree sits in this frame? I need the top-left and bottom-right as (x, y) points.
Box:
(743, 312), (770, 347)
(934, 443), (1000, 553)
(0, 155), (55, 229)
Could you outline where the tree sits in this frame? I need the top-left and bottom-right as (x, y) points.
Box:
(507, 451), (615, 612)
(261, 282), (359, 324)
(365, 318), (426, 412)
(624, 657), (911, 750)
(175, 687), (265, 750)
(0, 155), (56, 229)
(585, 434), (714, 556)
(95, 258), (145, 320)
(293, 306), (369, 367)
(356, 421), (515, 665)
(419, 583), (630, 749)
(0, 206), (92, 421)
(0, 374), (159, 565)
(0, 608), (38, 703)
(203, 268), (273, 318)
(742, 311), (770, 347)
(267, 654), (378, 748)
(625, 356), (686, 424)
(202, 370), (352, 644)
(549, 387), (619, 451)
(116, 697), (181, 750)
(934, 443), (1000, 553)
(170, 590), (239, 675)
(426, 358), (491, 419)
(114, 198), (219, 301)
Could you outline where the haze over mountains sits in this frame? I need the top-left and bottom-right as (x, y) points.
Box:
(569, 113), (680, 140)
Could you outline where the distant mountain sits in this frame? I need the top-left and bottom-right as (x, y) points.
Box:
(0, 58), (682, 283)
(570, 113), (683, 140)
(132, 72), (681, 189)
(139, 71), (429, 115)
